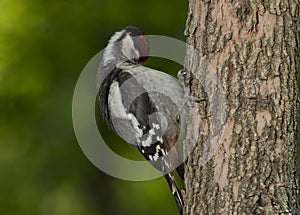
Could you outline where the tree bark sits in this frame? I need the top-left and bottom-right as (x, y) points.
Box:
(184, 0), (299, 214)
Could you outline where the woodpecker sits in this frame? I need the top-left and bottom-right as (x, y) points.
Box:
(97, 26), (185, 214)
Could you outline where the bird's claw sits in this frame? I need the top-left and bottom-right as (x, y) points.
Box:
(177, 69), (206, 106)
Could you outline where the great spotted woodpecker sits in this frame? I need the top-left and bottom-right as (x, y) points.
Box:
(97, 26), (185, 214)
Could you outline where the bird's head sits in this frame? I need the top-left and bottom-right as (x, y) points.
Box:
(103, 26), (150, 66)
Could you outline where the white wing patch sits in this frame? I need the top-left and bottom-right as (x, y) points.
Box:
(108, 81), (142, 139)
(153, 144), (168, 161)
(128, 113), (143, 138)
(152, 123), (160, 129)
(156, 136), (163, 142)
(108, 81), (128, 119)
(141, 128), (155, 146)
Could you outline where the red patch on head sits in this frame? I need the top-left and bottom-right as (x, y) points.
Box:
(134, 35), (150, 63)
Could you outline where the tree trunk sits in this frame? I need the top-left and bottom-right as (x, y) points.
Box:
(183, 0), (299, 214)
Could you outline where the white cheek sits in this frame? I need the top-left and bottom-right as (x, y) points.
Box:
(121, 35), (138, 60)
(135, 50), (139, 58)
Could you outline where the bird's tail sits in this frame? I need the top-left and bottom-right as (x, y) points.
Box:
(164, 172), (184, 215)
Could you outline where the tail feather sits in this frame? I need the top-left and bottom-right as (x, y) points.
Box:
(165, 172), (183, 215)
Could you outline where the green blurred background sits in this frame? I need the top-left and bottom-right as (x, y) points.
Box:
(0, 1), (299, 215)
(0, 0), (188, 214)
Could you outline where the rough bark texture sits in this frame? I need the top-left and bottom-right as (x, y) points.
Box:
(184, 0), (299, 214)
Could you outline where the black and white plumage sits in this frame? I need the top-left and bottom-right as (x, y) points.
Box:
(97, 26), (185, 214)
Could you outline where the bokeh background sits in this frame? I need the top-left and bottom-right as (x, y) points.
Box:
(0, 0), (188, 215)
(0, 1), (299, 215)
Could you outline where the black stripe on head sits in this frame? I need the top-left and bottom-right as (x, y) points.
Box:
(115, 32), (127, 43)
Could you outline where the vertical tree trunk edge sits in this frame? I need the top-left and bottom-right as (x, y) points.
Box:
(184, 1), (299, 214)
